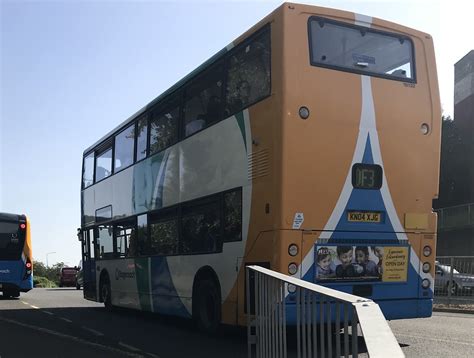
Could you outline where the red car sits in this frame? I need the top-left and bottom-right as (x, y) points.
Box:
(59, 267), (78, 287)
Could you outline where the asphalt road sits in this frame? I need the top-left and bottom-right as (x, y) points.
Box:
(0, 288), (472, 358)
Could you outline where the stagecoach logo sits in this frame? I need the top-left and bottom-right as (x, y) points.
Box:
(10, 233), (18, 244)
(0, 269), (10, 274)
(115, 268), (135, 280)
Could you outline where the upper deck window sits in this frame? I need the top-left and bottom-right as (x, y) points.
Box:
(150, 97), (179, 155)
(308, 17), (415, 82)
(95, 146), (112, 182)
(225, 28), (271, 116)
(83, 152), (94, 189)
(114, 123), (135, 172)
(184, 62), (224, 138)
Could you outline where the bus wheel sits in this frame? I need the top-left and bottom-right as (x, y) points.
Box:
(194, 279), (221, 333)
(3, 290), (19, 298)
(100, 275), (113, 310)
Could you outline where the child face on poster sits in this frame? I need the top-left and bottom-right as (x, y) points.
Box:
(318, 254), (332, 270)
(355, 248), (369, 265)
(337, 247), (353, 267)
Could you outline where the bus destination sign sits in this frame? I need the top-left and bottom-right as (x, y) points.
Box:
(347, 211), (381, 223)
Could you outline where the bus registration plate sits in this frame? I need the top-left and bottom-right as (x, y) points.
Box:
(347, 211), (381, 223)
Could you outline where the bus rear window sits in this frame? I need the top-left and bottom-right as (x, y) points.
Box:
(0, 220), (24, 260)
(308, 17), (415, 82)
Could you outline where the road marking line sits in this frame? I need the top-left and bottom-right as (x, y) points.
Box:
(21, 301), (29, 305)
(29, 305), (40, 309)
(145, 353), (161, 358)
(118, 342), (142, 352)
(393, 332), (474, 346)
(0, 316), (144, 357)
(82, 326), (104, 336)
(59, 317), (73, 323)
(42, 311), (54, 316)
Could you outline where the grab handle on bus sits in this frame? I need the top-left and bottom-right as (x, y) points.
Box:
(355, 62), (369, 68)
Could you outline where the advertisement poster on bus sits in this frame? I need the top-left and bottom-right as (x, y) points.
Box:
(315, 245), (409, 283)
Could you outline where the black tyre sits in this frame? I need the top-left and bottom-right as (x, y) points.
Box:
(100, 275), (113, 310)
(193, 279), (221, 333)
(76, 283), (81, 290)
(3, 290), (19, 298)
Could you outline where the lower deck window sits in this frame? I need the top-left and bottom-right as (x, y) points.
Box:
(181, 201), (220, 254)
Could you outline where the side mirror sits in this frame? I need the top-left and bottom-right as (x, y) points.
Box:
(77, 228), (83, 242)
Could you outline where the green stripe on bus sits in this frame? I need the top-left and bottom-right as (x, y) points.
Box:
(135, 258), (152, 311)
(235, 111), (247, 152)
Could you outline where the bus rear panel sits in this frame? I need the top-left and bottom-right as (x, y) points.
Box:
(0, 213), (33, 297)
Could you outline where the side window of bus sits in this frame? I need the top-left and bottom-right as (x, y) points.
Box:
(136, 116), (148, 162)
(88, 229), (95, 259)
(149, 212), (178, 256)
(149, 97), (179, 155)
(95, 146), (112, 182)
(180, 200), (221, 254)
(225, 28), (271, 116)
(83, 152), (94, 188)
(96, 225), (114, 259)
(114, 123), (135, 172)
(137, 214), (148, 256)
(183, 62), (224, 137)
(115, 222), (136, 258)
(223, 188), (242, 242)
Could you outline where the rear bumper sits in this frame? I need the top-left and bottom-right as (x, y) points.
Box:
(0, 282), (32, 293)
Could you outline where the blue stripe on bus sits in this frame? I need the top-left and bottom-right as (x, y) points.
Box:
(0, 260), (33, 290)
(295, 134), (429, 315)
(150, 257), (190, 318)
(329, 134), (398, 240)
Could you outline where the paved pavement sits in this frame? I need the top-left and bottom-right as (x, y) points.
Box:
(0, 288), (473, 358)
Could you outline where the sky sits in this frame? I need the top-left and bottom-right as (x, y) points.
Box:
(1, 0), (473, 267)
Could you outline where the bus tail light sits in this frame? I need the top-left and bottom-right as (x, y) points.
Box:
(20, 223), (26, 230)
(423, 246), (432, 257)
(288, 263), (298, 275)
(287, 284), (297, 294)
(288, 244), (298, 256)
(25, 261), (32, 276)
(422, 262), (431, 273)
(421, 278), (430, 289)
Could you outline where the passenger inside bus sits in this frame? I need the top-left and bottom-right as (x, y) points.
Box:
(185, 95), (222, 136)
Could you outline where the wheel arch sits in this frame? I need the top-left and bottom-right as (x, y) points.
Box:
(192, 266), (221, 314)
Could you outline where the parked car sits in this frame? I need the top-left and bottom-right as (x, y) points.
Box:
(434, 261), (474, 295)
(59, 267), (78, 288)
(75, 261), (83, 290)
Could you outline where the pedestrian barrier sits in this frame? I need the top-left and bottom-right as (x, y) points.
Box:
(246, 265), (404, 358)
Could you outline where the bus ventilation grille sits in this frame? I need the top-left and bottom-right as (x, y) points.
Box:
(248, 149), (270, 180)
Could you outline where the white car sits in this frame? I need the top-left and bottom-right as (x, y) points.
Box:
(434, 261), (474, 295)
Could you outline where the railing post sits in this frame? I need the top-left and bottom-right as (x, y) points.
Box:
(247, 267), (252, 358)
(448, 257), (454, 305)
(246, 265), (405, 358)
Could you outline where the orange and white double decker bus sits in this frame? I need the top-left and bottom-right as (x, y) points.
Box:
(79, 2), (440, 330)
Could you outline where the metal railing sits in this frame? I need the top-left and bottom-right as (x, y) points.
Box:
(434, 256), (474, 304)
(246, 265), (404, 358)
(436, 203), (474, 230)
